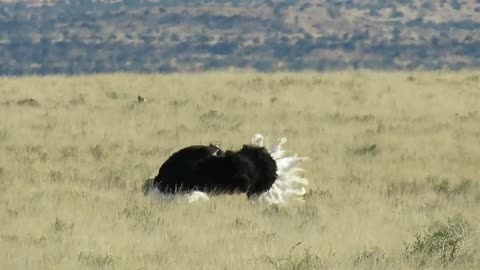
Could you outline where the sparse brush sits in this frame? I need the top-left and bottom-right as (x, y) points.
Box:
(266, 242), (323, 270)
(296, 203), (318, 220)
(90, 144), (107, 160)
(232, 217), (254, 229)
(474, 193), (480, 204)
(0, 128), (7, 141)
(51, 217), (74, 233)
(350, 143), (378, 156)
(49, 170), (63, 183)
(60, 145), (78, 159)
(121, 205), (164, 233)
(169, 98), (189, 107)
(386, 180), (426, 197)
(427, 177), (476, 198)
(68, 95), (86, 106)
(450, 179), (474, 196)
(352, 246), (387, 267)
(262, 204), (290, 217)
(106, 91), (118, 99)
(16, 98), (40, 107)
(78, 252), (116, 268)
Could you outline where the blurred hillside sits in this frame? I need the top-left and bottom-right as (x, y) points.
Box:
(1, 0), (479, 75)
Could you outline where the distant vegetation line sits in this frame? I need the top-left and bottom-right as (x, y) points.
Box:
(1, 0), (480, 75)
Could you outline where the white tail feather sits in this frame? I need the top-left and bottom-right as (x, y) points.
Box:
(250, 134), (309, 205)
(187, 191), (210, 203)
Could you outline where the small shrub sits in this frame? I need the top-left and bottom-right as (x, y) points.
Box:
(261, 231), (278, 242)
(17, 98), (40, 107)
(232, 217), (254, 229)
(103, 169), (126, 189)
(122, 206), (163, 233)
(339, 170), (363, 185)
(451, 178), (473, 196)
(404, 215), (470, 266)
(304, 188), (332, 201)
(52, 217), (74, 233)
(90, 144), (107, 160)
(376, 122), (385, 134)
(169, 98), (189, 107)
(49, 170), (64, 182)
(353, 246), (386, 267)
(327, 112), (343, 121)
(465, 74), (479, 81)
(0, 128), (7, 141)
(311, 77), (323, 85)
(429, 177), (474, 197)
(68, 95), (86, 106)
(350, 144), (378, 156)
(262, 204), (290, 217)
(279, 77), (295, 86)
(1, 234), (19, 242)
(60, 145), (77, 159)
(29, 235), (47, 247)
(386, 180), (425, 197)
(78, 251), (116, 268)
(353, 114), (375, 122)
(297, 203), (318, 219)
(432, 178), (450, 195)
(200, 110), (224, 123)
(267, 242), (323, 270)
(106, 91), (118, 99)
(247, 77), (264, 87)
(455, 111), (478, 121)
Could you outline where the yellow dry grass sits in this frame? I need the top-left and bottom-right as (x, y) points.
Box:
(0, 71), (480, 270)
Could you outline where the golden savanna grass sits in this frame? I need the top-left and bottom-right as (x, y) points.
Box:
(1, 71), (480, 269)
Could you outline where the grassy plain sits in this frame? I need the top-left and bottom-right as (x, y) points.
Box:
(0, 72), (480, 269)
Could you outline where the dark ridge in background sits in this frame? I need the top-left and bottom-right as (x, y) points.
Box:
(1, 0), (479, 75)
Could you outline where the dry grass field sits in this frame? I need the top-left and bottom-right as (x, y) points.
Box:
(1, 72), (480, 269)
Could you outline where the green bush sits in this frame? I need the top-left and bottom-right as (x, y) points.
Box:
(405, 215), (470, 266)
